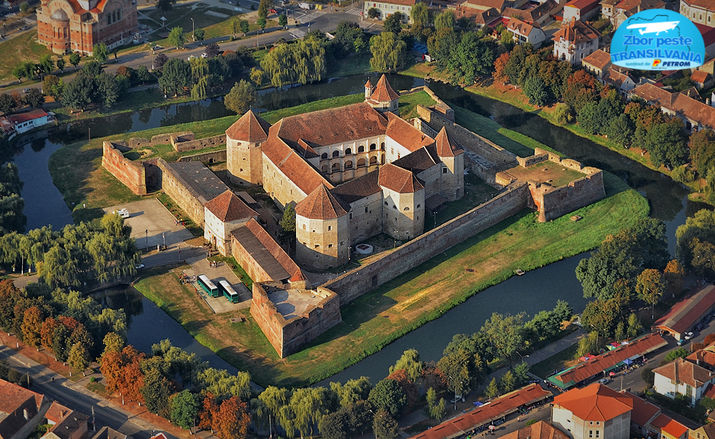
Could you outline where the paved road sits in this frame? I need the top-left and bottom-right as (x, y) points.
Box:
(0, 344), (168, 439)
(1, 5), (377, 93)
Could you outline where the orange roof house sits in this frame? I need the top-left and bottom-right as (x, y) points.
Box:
(582, 49), (611, 78)
(553, 383), (633, 421)
(500, 421), (569, 439)
(204, 190), (258, 223)
(653, 357), (715, 406)
(0, 379), (44, 439)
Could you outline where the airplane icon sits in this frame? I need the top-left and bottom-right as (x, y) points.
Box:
(626, 21), (679, 35)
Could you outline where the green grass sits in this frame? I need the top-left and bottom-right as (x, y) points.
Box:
(530, 343), (579, 379)
(0, 30), (53, 82)
(156, 193), (203, 237)
(398, 90), (437, 119)
(261, 93), (364, 123)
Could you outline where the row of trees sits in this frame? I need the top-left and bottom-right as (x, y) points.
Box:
(0, 213), (139, 288)
(0, 88), (44, 113)
(12, 53), (80, 83)
(0, 162), (25, 234)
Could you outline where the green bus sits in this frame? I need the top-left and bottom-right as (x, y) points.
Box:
(219, 280), (240, 304)
(198, 275), (220, 297)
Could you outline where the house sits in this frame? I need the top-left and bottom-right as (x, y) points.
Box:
(692, 71), (713, 90)
(363, 0), (418, 22)
(690, 422), (715, 439)
(203, 190), (259, 256)
(503, 0), (559, 26)
(680, 0), (715, 28)
(91, 426), (127, 439)
(631, 84), (715, 131)
(501, 421), (570, 439)
(609, 0), (665, 29)
(552, 19), (600, 65)
(0, 109), (55, 136)
(687, 341), (715, 371)
(653, 358), (715, 406)
(552, 384), (633, 439)
(562, 0), (600, 23)
(606, 66), (636, 94)
(41, 403), (88, 439)
(506, 18), (547, 47)
(582, 49), (611, 79)
(0, 379), (45, 439)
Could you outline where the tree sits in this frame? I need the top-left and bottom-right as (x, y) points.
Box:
(368, 7), (380, 19)
(500, 370), (517, 393)
(193, 28), (205, 42)
(493, 52), (510, 84)
(330, 376), (372, 408)
(411, 2), (429, 29)
(240, 19), (250, 35)
(690, 238), (715, 279)
(279, 13), (288, 28)
(645, 120), (689, 169)
(636, 268), (665, 319)
(69, 52), (81, 70)
(437, 349), (471, 405)
(168, 27), (185, 49)
(580, 297), (625, 337)
(435, 10), (455, 31)
(426, 387), (447, 421)
(103, 332), (124, 354)
(96, 73), (119, 108)
(389, 349), (423, 382)
(258, 0), (272, 19)
(289, 387), (334, 438)
(43, 75), (63, 100)
(198, 392), (219, 431)
(605, 113), (635, 148)
(56, 56), (66, 73)
(523, 75), (550, 106)
(446, 32), (495, 85)
(664, 347), (688, 363)
(141, 361), (174, 416)
(0, 94), (15, 114)
(372, 409), (399, 439)
(224, 80), (256, 115)
(562, 70), (599, 112)
(62, 74), (95, 111)
(427, 28), (457, 71)
(20, 2), (29, 13)
(93, 43), (108, 64)
(257, 16), (267, 31)
(577, 101), (600, 135)
(170, 390), (199, 430)
(159, 58), (191, 96)
(689, 129), (715, 179)
(370, 32), (407, 72)
(482, 312), (524, 363)
(51, 324), (70, 361)
(384, 12), (403, 34)
(24, 88), (44, 108)
(21, 306), (43, 348)
(68, 342), (90, 372)
(154, 53), (168, 71)
(485, 377), (500, 398)
(577, 331), (600, 357)
(368, 379), (407, 417)
(676, 209), (715, 274)
(157, 0), (174, 11)
(319, 409), (351, 439)
(627, 313), (643, 338)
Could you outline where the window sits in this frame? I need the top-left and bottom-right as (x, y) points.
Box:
(416, 204), (420, 208)
(315, 244), (320, 248)
(443, 168), (448, 174)
(358, 145), (365, 152)
(321, 152), (328, 159)
(345, 148), (352, 155)
(332, 150), (340, 158)
(404, 206), (409, 211)
(328, 244), (333, 248)
(380, 142), (385, 150)
(364, 206), (368, 213)
(328, 225), (332, 231)
(589, 431), (593, 438)
(345, 161), (353, 169)
(595, 432), (599, 438)
(370, 143), (376, 150)
(303, 224), (306, 230)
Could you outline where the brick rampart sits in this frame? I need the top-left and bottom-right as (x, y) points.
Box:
(172, 134), (226, 152)
(530, 170), (605, 221)
(250, 283), (342, 357)
(101, 141), (148, 195)
(417, 106), (518, 183)
(177, 150), (227, 164)
(322, 183), (530, 303)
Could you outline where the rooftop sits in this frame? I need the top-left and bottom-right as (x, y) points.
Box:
(231, 219), (304, 283)
(369, 74), (400, 103)
(7, 109), (49, 124)
(266, 286), (327, 320)
(379, 163), (424, 193)
(553, 383), (632, 421)
(564, 0), (599, 9)
(654, 284), (715, 336)
(163, 161), (229, 204)
(225, 110), (271, 143)
(204, 190), (258, 222)
(582, 49), (611, 70)
(295, 184), (349, 220)
(652, 357), (714, 389)
(553, 19), (600, 45)
(500, 421), (569, 439)
(501, 160), (586, 188)
(650, 413), (689, 439)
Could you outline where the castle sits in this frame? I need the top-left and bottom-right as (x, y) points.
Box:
(225, 75), (465, 270)
(36, 0), (138, 55)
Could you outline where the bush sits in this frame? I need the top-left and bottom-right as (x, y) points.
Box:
(554, 103), (572, 125)
(671, 165), (695, 184)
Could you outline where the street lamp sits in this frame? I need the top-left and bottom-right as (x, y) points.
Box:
(190, 17), (195, 42)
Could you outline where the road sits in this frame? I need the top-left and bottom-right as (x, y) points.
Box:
(0, 4), (378, 93)
(0, 344), (168, 439)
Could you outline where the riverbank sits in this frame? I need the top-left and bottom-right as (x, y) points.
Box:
(133, 170), (647, 386)
(401, 63), (711, 206)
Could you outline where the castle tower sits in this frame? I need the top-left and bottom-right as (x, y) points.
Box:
(364, 79), (373, 100)
(295, 185), (351, 270)
(434, 127), (465, 201)
(225, 110), (271, 185)
(366, 74), (399, 113)
(378, 163), (425, 240)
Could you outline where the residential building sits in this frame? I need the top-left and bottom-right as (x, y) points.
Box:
(690, 422), (715, 439)
(582, 49), (611, 79)
(653, 357), (715, 406)
(552, 19), (600, 65)
(0, 109), (55, 139)
(687, 341), (715, 371)
(363, 0), (417, 22)
(605, 66), (636, 94)
(41, 403), (88, 439)
(36, 0), (138, 55)
(0, 379), (45, 439)
(551, 384), (633, 439)
(91, 426), (128, 439)
(563, 0), (600, 22)
(501, 421), (570, 439)
(680, 0), (715, 28)
(609, 0), (665, 28)
(506, 18), (547, 47)
(692, 71), (713, 90)
(652, 285), (715, 338)
(502, 0), (559, 26)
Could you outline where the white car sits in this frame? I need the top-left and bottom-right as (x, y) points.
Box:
(187, 54), (196, 61)
(113, 208), (130, 219)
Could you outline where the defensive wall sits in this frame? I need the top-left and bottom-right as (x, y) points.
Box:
(416, 106), (518, 184)
(322, 183), (530, 304)
(177, 149), (227, 164)
(250, 282), (342, 357)
(171, 134), (226, 153)
(101, 141), (149, 195)
(496, 148), (606, 222)
(128, 131), (193, 149)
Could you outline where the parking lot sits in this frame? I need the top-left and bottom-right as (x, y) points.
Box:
(181, 256), (251, 312)
(104, 199), (193, 250)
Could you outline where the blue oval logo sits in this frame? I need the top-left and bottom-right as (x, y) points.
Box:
(610, 9), (705, 71)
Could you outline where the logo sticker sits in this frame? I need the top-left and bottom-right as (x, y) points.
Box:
(610, 9), (705, 71)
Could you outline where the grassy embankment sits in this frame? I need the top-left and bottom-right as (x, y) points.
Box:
(48, 93), (364, 222)
(133, 103), (649, 386)
(0, 30), (53, 82)
(401, 63), (711, 204)
(530, 343), (580, 379)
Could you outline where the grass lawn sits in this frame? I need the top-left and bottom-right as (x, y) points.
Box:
(134, 171), (648, 387)
(0, 30), (53, 82)
(530, 343), (579, 379)
(398, 90), (437, 120)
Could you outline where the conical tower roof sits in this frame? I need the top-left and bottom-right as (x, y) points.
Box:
(295, 184), (349, 220)
(435, 127), (462, 157)
(370, 74), (399, 102)
(226, 110), (272, 142)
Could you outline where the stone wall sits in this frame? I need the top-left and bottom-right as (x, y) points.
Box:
(322, 183), (530, 304)
(177, 150), (227, 164)
(101, 141), (148, 195)
(250, 283), (342, 357)
(530, 170), (605, 222)
(417, 106), (518, 183)
(172, 134), (226, 152)
(156, 159), (207, 227)
(128, 131), (194, 149)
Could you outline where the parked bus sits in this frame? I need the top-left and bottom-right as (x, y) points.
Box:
(197, 275), (219, 297)
(218, 280), (240, 303)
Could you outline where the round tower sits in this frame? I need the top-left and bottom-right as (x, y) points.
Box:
(225, 110), (271, 185)
(366, 74), (399, 113)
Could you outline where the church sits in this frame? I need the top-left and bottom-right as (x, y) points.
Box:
(225, 75), (465, 270)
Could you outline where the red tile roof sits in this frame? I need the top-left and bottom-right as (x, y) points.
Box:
(500, 421), (569, 439)
(204, 190), (258, 222)
(411, 384), (552, 439)
(624, 391), (659, 426)
(705, 383), (715, 400)
(553, 19), (599, 45)
(686, 343), (715, 370)
(225, 110), (271, 143)
(261, 134), (333, 196)
(377, 0), (416, 5)
(0, 379), (43, 414)
(553, 383), (632, 421)
(379, 163), (424, 193)
(385, 112), (434, 152)
(652, 357), (714, 389)
(462, 0), (507, 12)
(691, 70), (710, 84)
(7, 109), (48, 124)
(295, 184), (349, 220)
(564, 0), (599, 9)
(696, 23), (715, 48)
(506, 17), (538, 37)
(551, 334), (667, 388)
(370, 74), (399, 103)
(582, 49), (611, 71)
(651, 414), (689, 439)
(45, 402), (72, 424)
(435, 127), (463, 158)
(683, 0), (715, 10)
(654, 285), (715, 336)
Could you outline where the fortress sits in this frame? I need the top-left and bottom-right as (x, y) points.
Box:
(102, 75), (606, 358)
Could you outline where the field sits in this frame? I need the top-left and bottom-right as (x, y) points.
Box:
(0, 30), (53, 82)
(398, 90), (436, 120)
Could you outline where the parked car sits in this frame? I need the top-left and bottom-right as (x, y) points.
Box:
(112, 208), (130, 218)
(135, 263), (145, 270)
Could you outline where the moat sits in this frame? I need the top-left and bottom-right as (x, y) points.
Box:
(7, 73), (706, 384)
